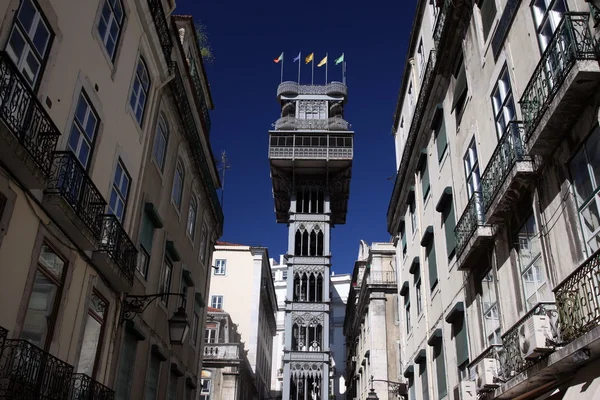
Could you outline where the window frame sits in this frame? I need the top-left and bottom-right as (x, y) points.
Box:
(463, 139), (481, 200)
(478, 0), (498, 42)
(77, 290), (108, 378)
(109, 158), (131, 222)
(153, 114), (169, 171)
(214, 259), (226, 275)
(491, 65), (516, 139)
(186, 194), (198, 240)
(160, 258), (173, 306)
(172, 159), (185, 210)
(480, 270), (502, 346)
(67, 91), (100, 170)
(530, 0), (568, 54)
(129, 56), (150, 125)
(204, 328), (217, 344)
(210, 295), (223, 310)
(96, 0), (125, 61)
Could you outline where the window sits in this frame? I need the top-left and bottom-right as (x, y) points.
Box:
(452, 57), (468, 124)
(97, 0), (124, 60)
(442, 198), (457, 259)
(417, 39), (425, 78)
(137, 208), (159, 278)
(464, 139), (481, 199)
(531, 0), (567, 52)
(481, 271), (501, 345)
(420, 361), (429, 400)
(5, 0), (52, 88)
(76, 292), (107, 378)
(479, 0), (497, 41)
(167, 372), (179, 400)
(570, 129), (600, 253)
(491, 66), (516, 138)
(211, 295), (223, 309)
(20, 243), (67, 349)
(153, 115), (169, 171)
(214, 259), (226, 275)
(409, 199), (417, 235)
(115, 330), (138, 400)
(160, 259), (173, 305)
(297, 100), (327, 120)
(199, 223), (208, 263)
(426, 240), (438, 291)
(429, 0), (439, 22)
(187, 195), (198, 239)
(205, 328), (217, 344)
(129, 57), (150, 124)
(282, 270), (288, 280)
(68, 92), (99, 169)
(433, 340), (447, 399)
(435, 115), (447, 162)
(516, 214), (550, 310)
(416, 277), (423, 316)
(421, 157), (430, 200)
(408, 82), (414, 110)
(172, 159), (185, 209)
(401, 226), (407, 258)
(191, 309), (200, 345)
(145, 353), (162, 400)
(200, 379), (211, 400)
(109, 159), (130, 222)
(451, 313), (469, 375)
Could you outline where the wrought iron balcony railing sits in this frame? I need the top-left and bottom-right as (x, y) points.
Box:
(520, 13), (597, 141)
(498, 302), (558, 378)
(0, 339), (74, 400)
(203, 344), (240, 360)
(0, 52), (60, 176)
(0, 326), (6, 349)
(274, 116), (350, 131)
(481, 122), (529, 213)
(98, 215), (138, 286)
(433, 0), (453, 48)
(455, 191), (486, 257)
(277, 81), (348, 97)
(71, 373), (115, 400)
(146, 0), (173, 71)
(189, 59), (212, 135)
(269, 133), (353, 160)
(554, 249), (600, 343)
(45, 152), (107, 240)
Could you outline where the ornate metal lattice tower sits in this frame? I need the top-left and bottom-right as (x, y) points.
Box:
(269, 80), (353, 400)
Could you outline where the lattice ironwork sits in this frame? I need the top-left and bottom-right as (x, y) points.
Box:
(387, 50), (436, 234)
(554, 249), (600, 342)
(498, 302), (559, 379)
(70, 373), (114, 400)
(0, 339), (74, 400)
(481, 121), (529, 213)
(146, 0), (173, 72)
(0, 327), (6, 350)
(269, 133), (353, 161)
(455, 191), (486, 257)
(520, 13), (597, 141)
(0, 52), (60, 176)
(188, 59), (211, 135)
(45, 151), (107, 240)
(274, 116), (350, 131)
(433, 0), (453, 47)
(98, 215), (137, 286)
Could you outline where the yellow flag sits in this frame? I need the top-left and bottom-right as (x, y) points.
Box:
(317, 56), (327, 67)
(305, 53), (314, 64)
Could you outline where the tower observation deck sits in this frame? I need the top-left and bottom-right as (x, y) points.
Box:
(268, 80), (353, 400)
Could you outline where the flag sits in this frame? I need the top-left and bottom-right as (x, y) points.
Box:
(293, 52), (301, 62)
(305, 53), (314, 64)
(317, 56), (327, 67)
(335, 53), (344, 65)
(274, 52), (283, 63)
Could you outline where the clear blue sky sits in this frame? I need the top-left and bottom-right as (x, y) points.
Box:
(176, 0), (416, 274)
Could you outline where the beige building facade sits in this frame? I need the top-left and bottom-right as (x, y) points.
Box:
(388, 1), (600, 399)
(0, 0), (222, 399)
(209, 243), (278, 400)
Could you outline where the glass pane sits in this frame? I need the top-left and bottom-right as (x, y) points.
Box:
(18, 0), (36, 32)
(571, 145), (593, 203)
(76, 314), (102, 376)
(581, 200), (600, 239)
(32, 21), (50, 57)
(91, 293), (107, 318)
(79, 141), (91, 168)
(587, 130), (600, 185)
(121, 174), (129, 197)
(38, 244), (65, 278)
(24, 51), (40, 85)
(20, 271), (58, 348)
(7, 28), (27, 63)
(85, 112), (97, 140)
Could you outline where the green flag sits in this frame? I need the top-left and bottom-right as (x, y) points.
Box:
(335, 53), (344, 65)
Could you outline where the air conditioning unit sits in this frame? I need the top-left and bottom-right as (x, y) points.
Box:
(473, 358), (499, 392)
(457, 380), (477, 400)
(519, 315), (553, 360)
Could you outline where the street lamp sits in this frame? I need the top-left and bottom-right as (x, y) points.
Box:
(369, 375), (408, 400)
(122, 289), (190, 345)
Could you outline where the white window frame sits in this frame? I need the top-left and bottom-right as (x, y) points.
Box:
(416, 277), (423, 316)
(129, 56), (150, 125)
(109, 158), (130, 222)
(171, 159), (185, 209)
(96, 0), (124, 60)
(491, 65), (516, 138)
(531, 0), (568, 53)
(480, 270), (501, 345)
(204, 328), (217, 344)
(210, 295), (223, 309)
(153, 115), (169, 171)
(214, 259), (226, 275)
(186, 194), (198, 240)
(67, 92), (99, 169)
(463, 139), (481, 199)
(417, 39), (425, 78)
(159, 258), (173, 305)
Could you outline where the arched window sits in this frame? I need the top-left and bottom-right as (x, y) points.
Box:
(152, 114), (169, 170)
(129, 57), (150, 124)
(172, 159), (185, 209)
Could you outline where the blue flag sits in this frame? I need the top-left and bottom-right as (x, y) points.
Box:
(293, 52), (301, 63)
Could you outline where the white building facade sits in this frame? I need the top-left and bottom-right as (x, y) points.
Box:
(388, 1), (600, 400)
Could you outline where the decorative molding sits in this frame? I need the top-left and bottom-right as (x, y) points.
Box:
(292, 312), (324, 325)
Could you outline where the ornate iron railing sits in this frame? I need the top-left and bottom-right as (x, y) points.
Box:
(520, 13), (597, 141)
(433, 0), (453, 48)
(0, 339), (74, 400)
(98, 215), (137, 285)
(0, 52), (60, 176)
(70, 373), (114, 400)
(554, 249), (600, 343)
(189, 59), (212, 135)
(387, 50), (436, 234)
(498, 302), (558, 378)
(455, 191), (486, 257)
(274, 116), (350, 131)
(203, 344), (240, 360)
(481, 122), (529, 213)
(0, 327), (6, 350)
(45, 152), (107, 240)
(269, 133), (353, 160)
(146, 0), (173, 71)
(277, 82), (348, 97)
(169, 64), (224, 228)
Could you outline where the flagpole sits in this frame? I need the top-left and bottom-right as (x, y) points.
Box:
(281, 53), (284, 83)
(343, 60), (346, 85)
(298, 52), (301, 84)
(325, 52), (328, 84)
(311, 57), (314, 85)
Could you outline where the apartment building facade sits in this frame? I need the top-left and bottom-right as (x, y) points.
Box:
(388, 0), (600, 399)
(209, 242), (278, 400)
(0, 0), (222, 399)
(344, 241), (400, 400)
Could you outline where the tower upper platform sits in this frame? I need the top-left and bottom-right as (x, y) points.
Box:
(268, 81), (353, 225)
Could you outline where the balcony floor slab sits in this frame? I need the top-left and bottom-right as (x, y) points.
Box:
(91, 252), (133, 293)
(486, 160), (535, 225)
(42, 194), (98, 251)
(0, 123), (47, 189)
(527, 59), (600, 157)
(456, 226), (494, 271)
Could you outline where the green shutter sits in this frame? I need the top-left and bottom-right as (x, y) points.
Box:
(444, 201), (457, 259)
(454, 315), (469, 366)
(115, 331), (138, 400)
(140, 214), (155, 251)
(421, 161), (430, 200)
(427, 241), (438, 291)
(436, 121), (448, 162)
(420, 362), (429, 400)
(435, 344), (447, 399)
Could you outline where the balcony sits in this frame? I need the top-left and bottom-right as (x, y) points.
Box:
(277, 81), (348, 100)
(365, 271), (396, 286)
(44, 151), (107, 251)
(455, 192), (493, 271)
(0, 52), (60, 189)
(269, 133), (353, 162)
(146, 0), (173, 72)
(286, 351), (329, 362)
(481, 122), (534, 224)
(521, 13), (600, 156)
(92, 215), (137, 292)
(274, 116), (350, 131)
(203, 344), (241, 366)
(70, 373), (115, 400)
(0, 339), (74, 400)
(189, 59), (211, 136)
